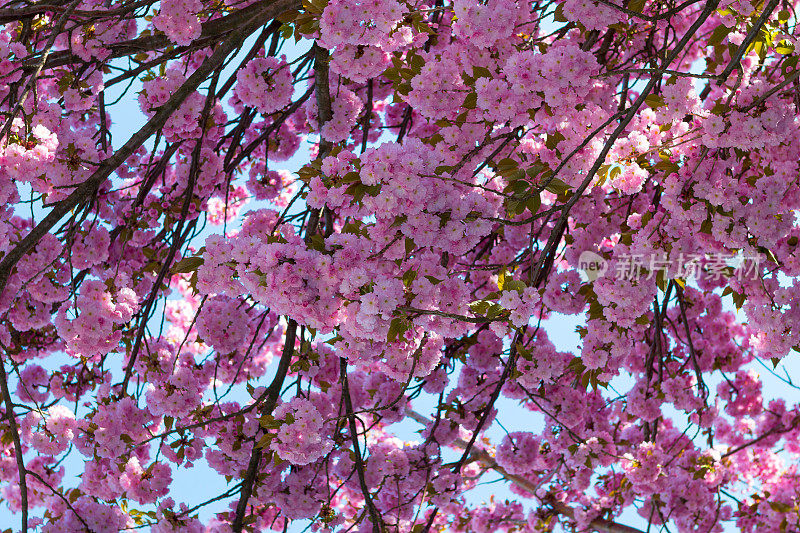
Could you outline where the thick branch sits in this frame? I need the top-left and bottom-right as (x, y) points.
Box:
(314, 43), (333, 158)
(19, 0), (301, 72)
(340, 358), (384, 532)
(231, 319), (298, 531)
(716, 0), (780, 84)
(0, 356), (27, 532)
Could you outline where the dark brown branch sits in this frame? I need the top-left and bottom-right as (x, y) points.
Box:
(740, 68), (800, 111)
(18, 0), (301, 72)
(0, 355), (28, 532)
(26, 469), (91, 531)
(118, 68), (220, 397)
(722, 414), (800, 458)
(675, 285), (709, 402)
(340, 357), (384, 533)
(231, 319), (297, 532)
(361, 79), (373, 153)
(313, 43), (333, 157)
(530, 0), (720, 287)
(0, 0), (150, 24)
(716, 0), (780, 84)
(0, 1), (280, 298)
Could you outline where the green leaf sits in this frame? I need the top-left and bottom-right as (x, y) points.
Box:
(434, 165), (452, 175)
(171, 256), (205, 274)
(412, 17), (435, 34)
(526, 162), (549, 178)
(544, 177), (570, 195)
(257, 434), (273, 449)
(306, 233), (326, 252)
(259, 415), (282, 429)
(545, 132), (565, 150)
(628, 0), (645, 12)
(342, 221), (364, 235)
(472, 65), (492, 78)
(504, 279), (527, 293)
(497, 267), (508, 291)
(409, 53), (425, 73)
(505, 199), (521, 216)
(769, 501), (792, 513)
(708, 24), (732, 46)
(504, 178), (529, 194)
(553, 3), (567, 22)
(732, 291), (745, 311)
(645, 94), (665, 109)
(57, 72), (75, 94)
(496, 158), (519, 176)
(469, 300), (490, 315)
(485, 303), (504, 318)
(387, 317), (410, 343)
(783, 55), (799, 78)
(462, 92), (478, 109)
(526, 193), (542, 214)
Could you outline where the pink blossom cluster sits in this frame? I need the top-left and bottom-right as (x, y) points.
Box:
(321, 86), (363, 143)
(22, 405), (77, 455)
(318, 0), (405, 49)
(1, 122), (58, 184)
(270, 397), (332, 465)
(196, 295), (251, 353)
(152, 0), (203, 46)
(54, 280), (138, 359)
(452, 0), (519, 48)
(235, 56), (294, 115)
(198, 232), (341, 332)
(5, 2), (800, 532)
(329, 45), (390, 83)
(139, 69), (215, 140)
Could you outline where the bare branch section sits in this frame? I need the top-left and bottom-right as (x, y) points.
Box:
(340, 357), (384, 532)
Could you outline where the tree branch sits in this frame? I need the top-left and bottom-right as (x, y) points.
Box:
(340, 357), (384, 533)
(231, 319), (298, 531)
(0, 0), (283, 298)
(0, 355), (28, 532)
(405, 408), (646, 533)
